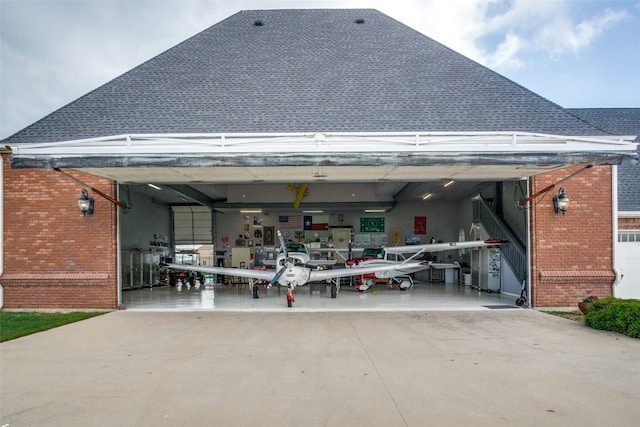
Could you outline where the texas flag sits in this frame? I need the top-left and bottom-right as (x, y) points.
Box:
(304, 215), (329, 230)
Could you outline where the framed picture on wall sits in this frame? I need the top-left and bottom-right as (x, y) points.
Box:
(264, 226), (274, 246)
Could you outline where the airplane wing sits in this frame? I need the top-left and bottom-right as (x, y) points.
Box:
(430, 262), (461, 269)
(385, 239), (506, 255)
(306, 259), (338, 266)
(308, 261), (430, 281)
(261, 258), (336, 267)
(164, 263), (275, 282)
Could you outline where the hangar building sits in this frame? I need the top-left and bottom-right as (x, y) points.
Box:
(1, 9), (637, 310)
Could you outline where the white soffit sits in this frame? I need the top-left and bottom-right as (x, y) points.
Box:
(78, 165), (566, 183)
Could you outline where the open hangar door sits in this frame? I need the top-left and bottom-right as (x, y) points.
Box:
(117, 175), (527, 309)
(12, 128), (632, 309)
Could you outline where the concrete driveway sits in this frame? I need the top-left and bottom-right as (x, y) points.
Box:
(1, 310), (639, 426)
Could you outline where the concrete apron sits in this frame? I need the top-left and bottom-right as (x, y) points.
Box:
(1, 310), (639, 427)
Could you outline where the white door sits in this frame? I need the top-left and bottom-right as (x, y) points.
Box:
(615, 240), (640, 299)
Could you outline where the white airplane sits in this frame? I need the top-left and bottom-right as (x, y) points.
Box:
(344, 239), (506, 291)
(164, 231), (506, 304)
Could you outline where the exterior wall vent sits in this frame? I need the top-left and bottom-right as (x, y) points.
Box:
(355, 18), (365, 24)
(254, 20), (264, 26)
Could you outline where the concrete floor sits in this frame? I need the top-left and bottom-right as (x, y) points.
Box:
(122, 280), (519, 312)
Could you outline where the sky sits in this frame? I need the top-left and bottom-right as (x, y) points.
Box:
(1, 0), (639, 139)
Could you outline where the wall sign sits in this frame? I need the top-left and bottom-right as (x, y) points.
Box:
(414, 216), (427, 234)
(360, 217), (384, 232)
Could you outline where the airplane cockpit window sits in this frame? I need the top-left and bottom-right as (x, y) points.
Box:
(362, 248), (384, 259)
(286, 242), (308, 254)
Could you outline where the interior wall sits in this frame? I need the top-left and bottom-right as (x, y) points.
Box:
(213, 199), (475, 264)
(501, 180), (528, 245)
(119, 186), (171, 251)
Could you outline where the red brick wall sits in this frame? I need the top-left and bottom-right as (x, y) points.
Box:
(2, 154), (119, 309)
(619, 217), (640, 230)
(530, 165), (615, 307)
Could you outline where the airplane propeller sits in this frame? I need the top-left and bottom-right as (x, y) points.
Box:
(277, 230), (288, 259)
(269, 230), (289, 287)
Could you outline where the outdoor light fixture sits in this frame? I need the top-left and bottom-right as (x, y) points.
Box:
(78, 189), (94, 216)
(55, 168), (130, 213)
(518, 165), (592, 212)
(553, 187), (569, 215)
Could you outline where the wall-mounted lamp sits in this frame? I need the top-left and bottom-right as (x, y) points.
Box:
(553, 187), (569, 215)
(78, 189), (94, 216)
(55, 168), (130, 214)
(517, 165), (592, 212)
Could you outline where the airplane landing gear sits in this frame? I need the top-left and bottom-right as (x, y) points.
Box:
(391, 276), (414, 291)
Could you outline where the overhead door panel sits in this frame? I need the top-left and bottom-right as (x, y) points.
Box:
(172, 206), (212, 244)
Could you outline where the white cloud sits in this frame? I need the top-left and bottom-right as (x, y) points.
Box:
(351, 0), (628, 70)
(486, 31), (525, 69)
(481, 0), (629, 66)
(542, 8), (629, 57)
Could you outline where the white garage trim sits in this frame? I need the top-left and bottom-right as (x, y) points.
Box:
(9, 131), (636, 156)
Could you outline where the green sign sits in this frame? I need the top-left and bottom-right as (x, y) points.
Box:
(360, 217), (385, 232)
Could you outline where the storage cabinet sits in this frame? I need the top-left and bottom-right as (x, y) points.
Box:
(121, 251), (164, 290)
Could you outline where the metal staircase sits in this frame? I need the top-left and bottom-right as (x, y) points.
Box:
(473, 197), (527, 285)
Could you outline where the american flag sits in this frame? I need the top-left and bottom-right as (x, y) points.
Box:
(278, 215), (302, 229)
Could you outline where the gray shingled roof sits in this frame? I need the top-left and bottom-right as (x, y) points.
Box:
(567, 108), (640, 212)
(3, 9), (607, 145)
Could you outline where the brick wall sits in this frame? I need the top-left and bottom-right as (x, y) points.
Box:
(619, 217), (640, 230)
(530, 165), (615, 307)
(1, 154), (119, 309)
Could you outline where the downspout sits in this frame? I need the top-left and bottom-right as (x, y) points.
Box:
(525, 177), (532, 308)
(611, 166), (621, 296)
(117, 184), (123, 309)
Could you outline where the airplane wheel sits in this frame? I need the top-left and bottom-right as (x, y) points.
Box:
(331, 283), (337, 298)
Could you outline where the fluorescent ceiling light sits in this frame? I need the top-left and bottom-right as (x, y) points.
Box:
(147, 183), (162, 190)
(240, 209), (262, 213)
(364, 209), (386, 213)
(303, 210), (324, 213)
(421, 193), (433, 200)
(443, 180), (455, 187)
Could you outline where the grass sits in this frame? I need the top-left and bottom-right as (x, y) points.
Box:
(542, 310), (585, 323)
(0, 311), (107, 342)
